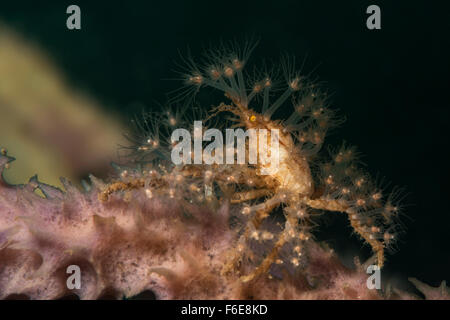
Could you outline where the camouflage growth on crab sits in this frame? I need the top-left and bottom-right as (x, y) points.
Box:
(101, 42), (405, 283)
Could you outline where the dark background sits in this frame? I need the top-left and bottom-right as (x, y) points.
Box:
(1, 0), (449, 295)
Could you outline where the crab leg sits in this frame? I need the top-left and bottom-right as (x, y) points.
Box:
(304, 197), (385, 267)
(230, 189), (272, 204)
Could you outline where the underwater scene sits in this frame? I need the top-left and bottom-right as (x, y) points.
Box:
(0, 1), (449, 304)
